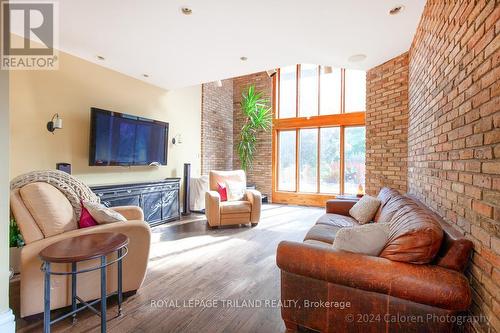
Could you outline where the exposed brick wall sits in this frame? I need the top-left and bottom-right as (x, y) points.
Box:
(233, 72), (273, 201)
(201, 80), (234, 174)
(366, 52), (409, 195)
(408, 1), (499, 332)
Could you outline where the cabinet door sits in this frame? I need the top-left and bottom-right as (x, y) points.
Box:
(162, 189), (179, 221)
(142, 192), (163, 223)
(101, 195), (140, 208)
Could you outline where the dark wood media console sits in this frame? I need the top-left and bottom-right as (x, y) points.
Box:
(91, 179), (181, 227)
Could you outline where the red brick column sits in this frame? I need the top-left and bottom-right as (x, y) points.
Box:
(366, 52), (409, 195)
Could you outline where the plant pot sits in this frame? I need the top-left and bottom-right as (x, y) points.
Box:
(10, 247), (22, 274)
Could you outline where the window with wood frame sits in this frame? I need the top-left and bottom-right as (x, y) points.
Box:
(272, 64), (366, 206)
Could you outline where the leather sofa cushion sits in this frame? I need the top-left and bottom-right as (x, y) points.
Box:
(315, 213), (358, 228)
(220, 200), (252, 214)
(380, 205), (443, 264)
(20, 182), (77, 237)
(304, 224), (342, 244)
(303, 239), (331, 247)
(373, 187), (400, 222)
(376, 195), (419, 224)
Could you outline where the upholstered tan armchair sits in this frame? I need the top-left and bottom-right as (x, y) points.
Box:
(205, 170), (261, 227)
(10, 182), (151, 318)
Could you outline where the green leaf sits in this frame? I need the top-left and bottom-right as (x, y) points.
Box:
(237, 85), (272, 171)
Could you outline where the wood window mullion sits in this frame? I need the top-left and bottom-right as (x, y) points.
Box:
(340, 68), (346, 194)
(317, 127), (320, 194)
(295, 129), (299, 193)
(296, 64), (300, 118)
(340, 126), (345, 195)
(317, 66), (321, 116)
(341, 68), (345, 114)
(277, 69), (281, 119)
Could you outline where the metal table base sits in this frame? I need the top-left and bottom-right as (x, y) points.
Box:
(42, 247), (127, 333)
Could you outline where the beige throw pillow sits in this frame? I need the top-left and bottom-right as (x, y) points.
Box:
(349, 195), (381, 224)
(83, 201), (126, 224)
(332, 223), (390, 256)
(225, 180), (246, 201)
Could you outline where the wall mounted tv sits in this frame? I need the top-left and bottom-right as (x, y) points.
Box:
(89, 107), (168, 166)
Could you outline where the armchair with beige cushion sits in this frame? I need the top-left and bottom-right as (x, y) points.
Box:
(10, 182), (151, 318)
(205, 170), (261, 227)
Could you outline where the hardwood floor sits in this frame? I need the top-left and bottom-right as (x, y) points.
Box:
(11, 204), (323, 333)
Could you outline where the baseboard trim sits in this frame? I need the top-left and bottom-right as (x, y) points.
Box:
(0, 309), (15, 332)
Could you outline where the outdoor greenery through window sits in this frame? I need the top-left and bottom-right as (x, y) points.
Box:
(274, 64), (366, 196)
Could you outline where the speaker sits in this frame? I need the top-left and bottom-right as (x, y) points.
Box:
(182, 163), (191, 216)
(56, 163), (71, 174)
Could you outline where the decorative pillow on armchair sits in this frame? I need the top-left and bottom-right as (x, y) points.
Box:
(83, 201), (127, 224)
(78, 202), (98, 228)
(217, 182), (228, 202)
(225, 180), (246, 201)
(349, 195), (381, 224)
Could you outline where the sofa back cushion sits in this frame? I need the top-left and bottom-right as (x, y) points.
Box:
(373, 187), (400, 222)
(380, 205), (443, 264)
(209, 170), (246, 192)
(405, 194), (473, 272)
(375, 195), (419, 224)
(19, 182), (77, 237)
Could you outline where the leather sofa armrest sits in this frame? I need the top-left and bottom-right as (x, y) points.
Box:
(325, 199), (357, 215)
(245, 189), (262, 223)
(205, 191), (221, 227)
(112, 206), (144, 221)
(276, 241), (471, 311)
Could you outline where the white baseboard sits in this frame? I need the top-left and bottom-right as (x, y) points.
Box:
(0, 309), (15, 333)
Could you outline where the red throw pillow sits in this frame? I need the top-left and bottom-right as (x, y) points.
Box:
(79, 202), (98, 228)
(217, 182), (228, 202)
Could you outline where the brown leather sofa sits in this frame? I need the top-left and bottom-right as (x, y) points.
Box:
(277, 188), (473, 332)
(10, 182), (151, 318)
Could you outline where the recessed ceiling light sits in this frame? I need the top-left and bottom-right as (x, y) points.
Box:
(240, 56), (248, 61)
(142, 74), (150, 78)
(348, 54), (367, 62)
(96, 55), (105, 61)
(181, 7), (192, 15)
(389, 5), (404, 15)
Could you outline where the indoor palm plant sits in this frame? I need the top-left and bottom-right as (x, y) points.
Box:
(237, 85), (272, 170)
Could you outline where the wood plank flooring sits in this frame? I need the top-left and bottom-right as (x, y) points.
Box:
(11, 204), (323, 333)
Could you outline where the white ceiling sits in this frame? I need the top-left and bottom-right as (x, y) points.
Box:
(10, 0), (426, 90)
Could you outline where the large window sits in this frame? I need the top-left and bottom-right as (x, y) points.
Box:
(273, 64), (366, 204)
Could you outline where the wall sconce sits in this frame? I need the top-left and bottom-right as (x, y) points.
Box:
(172, 134), (183, 145)
(47, 113), (63, 133)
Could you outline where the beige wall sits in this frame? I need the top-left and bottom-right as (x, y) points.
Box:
(1, 51), (12, 320)
(10, 45), (201, 186)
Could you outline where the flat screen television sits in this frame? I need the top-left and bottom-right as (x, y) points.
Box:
(89, 107), (168, 166)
